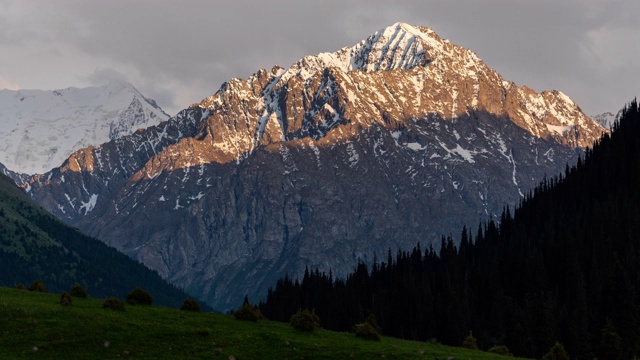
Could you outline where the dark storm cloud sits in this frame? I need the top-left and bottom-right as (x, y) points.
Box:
(0, 0), (638, 116)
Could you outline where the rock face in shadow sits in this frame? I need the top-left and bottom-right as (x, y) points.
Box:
(24, 23), (603, 310)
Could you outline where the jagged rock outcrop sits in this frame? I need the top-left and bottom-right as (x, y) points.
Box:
(24, 22), (604, 310)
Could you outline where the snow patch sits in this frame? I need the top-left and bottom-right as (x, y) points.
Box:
(405, 142), (426, 151)
(79, 194), (98, 214)
(546, 124), (573, 135)
(452, 144), (475, 163)
(174, 198), (184, 210)
(189, 192), (205, 201)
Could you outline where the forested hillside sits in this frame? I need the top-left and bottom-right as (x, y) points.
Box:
(261, 100), (640, 359)
(0, 173), (189, 308)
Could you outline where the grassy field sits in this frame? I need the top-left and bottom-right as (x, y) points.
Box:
(0, 287), (525, 359)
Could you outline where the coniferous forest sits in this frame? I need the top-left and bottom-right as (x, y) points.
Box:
(260, 101), (640, 359)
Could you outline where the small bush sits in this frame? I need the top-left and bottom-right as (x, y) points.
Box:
(14, 283), (25, 290)
(181, 298), (201, 312)
(364, 314), (382, 334)
(70, 283), (88, 298)
(354, 322), (381, 341)
(488, 345), (513, 356)
(290, 308), (320, 332)
(354, 314), (382, 341)
(28, 279), (46, 293)
(103, 297), (125, 311)
(233, 296), (262, 321)
(126, 287), (153, 305)
(60, 292), (73, 306)
(462, 331), (478, 350)
(234, 303), (262, 321)
(542, 341), (570, 360)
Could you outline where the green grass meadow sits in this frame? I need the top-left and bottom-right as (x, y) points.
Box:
(0, 287), (524, 359)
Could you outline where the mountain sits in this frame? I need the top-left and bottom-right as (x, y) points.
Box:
(591, 111), (619, 129)
(260, 101), (640, 359)
(0, 172), (191, 307)
(23, 22), (604, 310)
(0, 81), (169, 175)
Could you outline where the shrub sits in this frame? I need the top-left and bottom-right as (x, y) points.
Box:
(234, 303), (262, 321)
(542, 341), (570, 360)
(488, 345), (513, 356)
(364, 314), (382, 334)
(14, 283), (25, 290)
(181, 298), (201, 312)
(290, 308), (320, 332)
(462, 331), (478, 350)
(70, 283), (88, 298)
(28, 279), (47, 293)
(126, 287), (153, 305)
(103, 297), (125, 311)
(354, 322), (381, 341)
(353, 314), (382, 341)
(60, 292), (73, 306)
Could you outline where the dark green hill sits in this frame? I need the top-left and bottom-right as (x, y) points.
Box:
(0, 173), (189, 308)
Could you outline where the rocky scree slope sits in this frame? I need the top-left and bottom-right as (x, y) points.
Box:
(24, 22), (604, 310)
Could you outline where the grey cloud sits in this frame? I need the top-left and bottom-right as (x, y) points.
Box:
(85, 68), (129, 86)
(1, 0), (638, 115)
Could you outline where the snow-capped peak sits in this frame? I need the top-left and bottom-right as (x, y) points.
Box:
(193, 21), (602, 155)
(271, 22), (455, 87)
(0, 82), (169, 175)
(345, 21), (445, 71)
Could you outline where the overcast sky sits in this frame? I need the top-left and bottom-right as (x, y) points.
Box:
(1, 0), (638, 117)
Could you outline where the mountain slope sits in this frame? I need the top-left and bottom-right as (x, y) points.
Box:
(261, 101), (640, 359)
(0, 172), (189, 307)
(25, 22), (604, 310)
(0, 81), (169, 175)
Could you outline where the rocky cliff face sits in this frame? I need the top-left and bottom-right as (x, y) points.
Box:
(24, 22), (604, 310)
